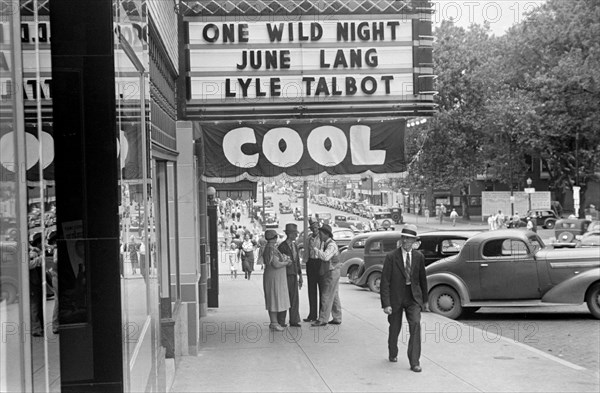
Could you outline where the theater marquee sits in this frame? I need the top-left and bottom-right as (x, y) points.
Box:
(182, 0), (435, 120)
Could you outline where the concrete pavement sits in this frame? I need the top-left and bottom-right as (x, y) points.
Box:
(169, 274), (599, 392)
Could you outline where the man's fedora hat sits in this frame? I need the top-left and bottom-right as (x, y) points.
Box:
(319, 224), (333, 238)
(285, 223), (298, 233)
(400, 224), (419, 239)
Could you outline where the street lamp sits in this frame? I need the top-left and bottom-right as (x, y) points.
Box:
(525, 178), (535, 213)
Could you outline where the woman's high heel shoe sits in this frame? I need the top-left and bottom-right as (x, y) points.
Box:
(269, 323), (284, 332)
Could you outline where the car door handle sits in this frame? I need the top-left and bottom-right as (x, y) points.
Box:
(480, 263), (488, 267)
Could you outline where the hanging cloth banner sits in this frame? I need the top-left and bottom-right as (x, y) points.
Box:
(201, 119), (406, 183)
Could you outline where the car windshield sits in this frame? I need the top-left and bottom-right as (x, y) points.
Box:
(527, 234), (545, 253)
(334, 229), (354, 240)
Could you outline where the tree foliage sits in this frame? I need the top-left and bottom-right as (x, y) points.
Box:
(408, 0), (600, 217)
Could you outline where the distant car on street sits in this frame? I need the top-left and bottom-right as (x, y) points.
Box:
(263, 210), (279, 228)
(426, 229), (600, 319)
(371, 211), (395, 231)
(279, 201), (293, 214)
(522, 209), (560, 229)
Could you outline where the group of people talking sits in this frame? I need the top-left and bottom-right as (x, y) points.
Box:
(262, 220), (342, 332)
(261, 221), (430, 373)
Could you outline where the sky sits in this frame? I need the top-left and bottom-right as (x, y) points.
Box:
(432, 1), (546, 35)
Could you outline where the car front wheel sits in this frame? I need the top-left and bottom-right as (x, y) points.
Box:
(367, 272), (381, 293)
(429, 285), (463, 320)
(585, 282), (600, 319)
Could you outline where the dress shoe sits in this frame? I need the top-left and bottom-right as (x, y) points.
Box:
(303, 317), (316, 322)
(269, 324), (284, 332)
(289, 323), (301, 327)
(32, 331), (44, 337)
(389, 357), (398, 363)
(411, 365), (422, 372)
(279, 323), (288, 328)
(311, 320), (327, 327)
(328, 320), (341, 325)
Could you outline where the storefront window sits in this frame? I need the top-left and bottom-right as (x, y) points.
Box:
(0, 3), (28, 390)
(114, 1), (158, 391)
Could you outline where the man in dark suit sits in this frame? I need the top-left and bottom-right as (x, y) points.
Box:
(380, 224), (429, 372)
(277, 223), (303, 327)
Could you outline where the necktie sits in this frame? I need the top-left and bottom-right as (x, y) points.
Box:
(291, 243), (297, 261)
(405, 252), (411, 279)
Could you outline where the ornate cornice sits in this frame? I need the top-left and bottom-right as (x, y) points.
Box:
(180, 0), (433, 17)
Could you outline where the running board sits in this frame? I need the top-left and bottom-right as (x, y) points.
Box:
(463, 300), (582, 307)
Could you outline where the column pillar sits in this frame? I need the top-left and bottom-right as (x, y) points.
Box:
(175, 121), (201, 355)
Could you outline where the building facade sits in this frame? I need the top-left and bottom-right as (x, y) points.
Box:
(0, 1), (209, 391)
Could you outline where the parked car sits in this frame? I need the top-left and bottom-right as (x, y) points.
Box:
(315, 212), (332, 225)
(575, 231), (600, 248)
(279, 201), (293, 214)
(371, 211), (395, 231)
(346, 215), (367, 232)
(333, 215), (348, 227)
(352, 230), (480, 293)
(263, 210), (279, 228)
(521, 209), (560, 229)
(552, 218), (592, 248)
(587, 220), (600, 233)
(339, 232), (373, 281)
(264, 196), (273, 208)
(426, 229), (600, 319)
(389, 207), (403, 224)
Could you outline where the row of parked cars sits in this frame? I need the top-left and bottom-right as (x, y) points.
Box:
(337, 226), (600, 320)
(311, 195), (404, 224)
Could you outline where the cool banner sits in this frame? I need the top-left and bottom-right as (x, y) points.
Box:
(201, 119), (406, 182)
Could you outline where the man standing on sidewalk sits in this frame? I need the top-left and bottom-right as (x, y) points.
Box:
(311, 224), (342, 326)
(380, 224), (429, 372)
(303, 220), (322, 322)
(450, 208), (459, 226)
(278, 223), (303, 327)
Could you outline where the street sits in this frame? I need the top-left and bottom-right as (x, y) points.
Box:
(259, 190), (599, 377)
(460, 305), (600, 375)
(172, 271), (600, 392)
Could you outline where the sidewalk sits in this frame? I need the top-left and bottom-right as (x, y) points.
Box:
(402, 212), (489, 232)
(170, 277), (599, 392)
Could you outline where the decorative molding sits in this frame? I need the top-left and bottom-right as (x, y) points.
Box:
(179, 0), (433, 17)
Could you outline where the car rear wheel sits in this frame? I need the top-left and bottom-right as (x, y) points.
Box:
(585, 282), (600, 319)
(544, 218), (556, 229)
(367, 272), (381, 293)
(429, 285), (463, 320)
(347, 266), (359, 282)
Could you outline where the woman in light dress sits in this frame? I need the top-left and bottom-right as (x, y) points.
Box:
(262, 230), (291, 331)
